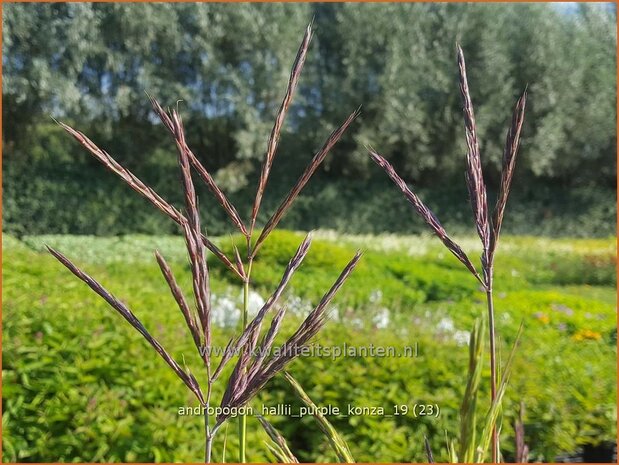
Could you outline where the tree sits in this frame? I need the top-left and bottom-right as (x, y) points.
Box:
(3, 3), (616, 189)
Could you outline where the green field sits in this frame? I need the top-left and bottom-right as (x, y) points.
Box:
(2, 231), (616, 462)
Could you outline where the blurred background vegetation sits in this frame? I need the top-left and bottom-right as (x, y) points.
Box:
(2, 2), (617, 463)
(3, 232), (617, 462)
(2, 2), (616, 238)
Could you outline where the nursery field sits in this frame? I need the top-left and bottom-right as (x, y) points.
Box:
(2, 231), (616, 462)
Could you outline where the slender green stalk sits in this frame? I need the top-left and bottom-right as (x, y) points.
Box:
(486, 285), (498, 463)
(206, 423), (222, 464)
(239, 258), (253, 463)
(204, 366), (213, 463)
(205, 411), (211, 463)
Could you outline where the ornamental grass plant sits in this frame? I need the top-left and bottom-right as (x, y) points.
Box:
(49, 23), (361, 463)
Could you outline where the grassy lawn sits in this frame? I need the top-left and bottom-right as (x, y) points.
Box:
(2, 231), (616, 462)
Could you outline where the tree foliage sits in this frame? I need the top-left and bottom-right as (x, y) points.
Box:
(2, 3), (616, 234)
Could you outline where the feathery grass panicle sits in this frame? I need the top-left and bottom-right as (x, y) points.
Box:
(239, 23), (357, 461)
(368, 148), (484, 287)
(491, 89), (527, 258)
(284, 372), (355, 463)
(57, 120), (242, 278)
(258, 251), (362, 377)
(55, 24), (362, 463)
(211, 234), (313, 381)
(456, 46), (529, 463)
(257, 415), (299, 463)
(248, 306), (288, 381)
(149, 96), (248, 237)
(155, 250), (202, 353)
(368, 44), (528, 463)
(216, 251), (361, 425)
(456, 45), (491, 279)
(52, 23), (535, 462)
(250, 23), (313, 234)
(58, 121), (182, 221)
(172, 110), (212, 350)
(251, 108), (361, 258)
(46, 246), (205, 405)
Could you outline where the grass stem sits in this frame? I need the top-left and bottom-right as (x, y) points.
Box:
(206, 423), (222, 464)
(239, 259), (253, 463)
(486, 286), (498, 463)
(205, 411), (211, 463)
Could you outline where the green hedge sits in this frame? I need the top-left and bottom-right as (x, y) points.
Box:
(3, 152), (616, 238)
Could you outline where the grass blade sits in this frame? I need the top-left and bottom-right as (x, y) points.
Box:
(424, 436), (435, 463)
(445, 431), (458, 463)
(458, 318), (485, 463)
(284, 372), (355, 463)
(476, 322), (524, 463)
(257, 415), (299, 463)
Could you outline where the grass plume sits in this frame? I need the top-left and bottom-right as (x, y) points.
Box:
(369, 44), (527, 463)
(250, 22), (313, 235)
(52, 21), (360, 463)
